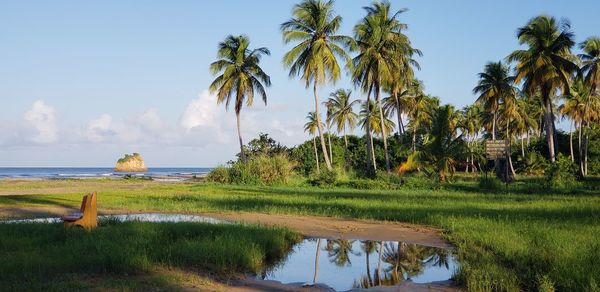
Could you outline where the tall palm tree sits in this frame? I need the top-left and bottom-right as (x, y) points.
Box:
(578, 37), (600, 176)
(353, 1), (416, 173)
(507, 15), (578, 162)
(323, 100), (334, 160)
(209, 35), (271, 161)
(473, 61), (516, 141)
(327, 89), (360, 147)
(304, 111), (324, 173)
(281, 0), (353, 171)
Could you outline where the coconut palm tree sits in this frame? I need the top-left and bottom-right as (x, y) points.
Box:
(327, 89), (360, 147)
(560, 79), (588, 162)
(304, 111), (324, 173)
(577, 37), (600, 176)
(281, 0), (353, 171)
(473, 61), (516, 141)
(360, 99), (396, 169)
(323, 100), (334, 160)
(209, 35), (271, 161)
(507, 15), (578, 163)
(459, 104), (482, 172)
(352, 1), (417, 173)
(405, 82), (437, 153)
(406, 105), (463, 182)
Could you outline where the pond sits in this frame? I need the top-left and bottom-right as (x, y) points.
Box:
(2, 213), (457, 291)
(2, 213), (229, 224)
(258, 238), (457, 291)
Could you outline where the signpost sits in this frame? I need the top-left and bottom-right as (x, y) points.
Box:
(485, 140), (507, 159)
(485, 140), (511, 183)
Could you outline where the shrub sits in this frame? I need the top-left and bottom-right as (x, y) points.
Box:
(518, 151), (549, 176)
(546, 154), (578, 187)
(209, 154), (295, 186)
(206, 166), (230, 184)
(308, 169), (338, 187)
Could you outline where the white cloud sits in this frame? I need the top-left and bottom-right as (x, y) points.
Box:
(180, 90), (220, 131)
(24, 100), (58, 144)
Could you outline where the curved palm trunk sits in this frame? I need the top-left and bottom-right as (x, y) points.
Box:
(412, 128), (416, 153)
(236, 112), (246, 161)
(313, 136), (320, 173)
(313, 83), (332, 170)
(313, 238), (322, 284)
(375, 83), (391, 172)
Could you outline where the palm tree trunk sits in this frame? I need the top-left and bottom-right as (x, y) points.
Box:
(569, 120), (574, 162)
(313, 83), (332, 170)
(236, 112), (246, 161)
(394, 90), (404, 143)
(521, 137), (525, 157)
(370, 133), (377, 171)
(492, 111), (497, 141)
(365, 88), (376, 173)
(542, 93), (556, 163)
(412, 128), (416, 153)
(313, 238), (321, 284)
(313, 136), (320, 173)
(375, 83), (391, 172)
(327, 128), (333, 164)
(343, 128), (348, 148)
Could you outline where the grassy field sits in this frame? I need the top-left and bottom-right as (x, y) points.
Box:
(0, 219), (300, 290)
(1, 177), (600, 291)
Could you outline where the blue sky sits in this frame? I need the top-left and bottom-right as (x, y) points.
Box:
(1, 0), (599, 167)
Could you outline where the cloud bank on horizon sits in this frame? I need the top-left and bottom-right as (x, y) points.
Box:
(0, 90), (306, 167)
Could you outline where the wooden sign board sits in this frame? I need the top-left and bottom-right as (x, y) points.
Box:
(486, 140), (507, 159)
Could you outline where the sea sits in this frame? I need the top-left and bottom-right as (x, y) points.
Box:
(0, 167), (213, 180)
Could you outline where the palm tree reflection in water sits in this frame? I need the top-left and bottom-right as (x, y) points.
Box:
(354, 240), (451, 289)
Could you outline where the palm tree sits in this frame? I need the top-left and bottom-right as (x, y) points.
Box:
(507, 15), (578, 163)
(327, 89), (360, 147)
(560, 79), (587, 162)
(209, 35), (271, 161)
(406, 105), (463, 182)
(360, 99), (396, 169)
(459, 105), (482, 172)
(304, 111), (324, 173)
(281, 0), (353, 171)
(578, 37), (600, 176)
(405, 82), (437, 153)
(323, 100), (334, 160)
(473, 61), (516, 141)
(360, 240), (377, 288)
(352, 1), (417, 173)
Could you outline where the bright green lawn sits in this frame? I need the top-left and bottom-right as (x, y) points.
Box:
(1, 178), (599, 291)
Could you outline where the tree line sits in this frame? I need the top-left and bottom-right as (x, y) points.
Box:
(208, 0), (599, 180)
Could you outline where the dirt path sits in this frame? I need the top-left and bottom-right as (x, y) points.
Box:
(213, 212), (451, 248)
(0, 206), (450, 248)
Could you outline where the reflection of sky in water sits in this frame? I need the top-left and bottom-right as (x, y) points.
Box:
(261, 239), (457, 291)
(1, 213), (229, 224)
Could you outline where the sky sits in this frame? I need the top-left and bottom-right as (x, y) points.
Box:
(1, 0), (599, 167)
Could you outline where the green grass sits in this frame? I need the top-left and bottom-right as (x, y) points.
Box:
(1, 177), (600, 291)
(0, 220), (301, 291)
